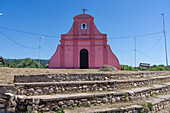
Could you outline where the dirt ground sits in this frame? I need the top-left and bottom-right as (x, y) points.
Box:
(0, 67), (101, 84)
(0, 67), (130, 84)
(0, 67), (167, 84)
(0, 67), (145, 84)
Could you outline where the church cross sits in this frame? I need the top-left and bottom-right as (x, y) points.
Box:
(82, 8), (87, 14)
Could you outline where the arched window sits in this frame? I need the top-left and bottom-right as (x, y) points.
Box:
(81, 23), (87, 29)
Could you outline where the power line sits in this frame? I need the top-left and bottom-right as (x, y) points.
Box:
(134, 31), (162, 37)
(142, 35), (163, 53)
(116, 50), (133, 53)
(136, 50), (159, 62)
(109, 31), (162, 39)
(0, 26), (60, 38)
(109, 36), (132, 39)
(0, 26), (163, 40)
(0, 30), (39, 49)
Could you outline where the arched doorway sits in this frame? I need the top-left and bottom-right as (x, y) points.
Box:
(80, 49), (89, 69)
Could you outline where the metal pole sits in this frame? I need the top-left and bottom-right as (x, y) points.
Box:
(39, 37), (44, 68)
(133, 36), (136, 70)
(39, 38), (40, 68)
(161, 13), (169, 70)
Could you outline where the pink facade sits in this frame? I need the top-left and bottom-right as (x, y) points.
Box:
(48, 14), (121, 70)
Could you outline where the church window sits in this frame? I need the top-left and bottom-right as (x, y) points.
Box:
(81, 23), (87, 29)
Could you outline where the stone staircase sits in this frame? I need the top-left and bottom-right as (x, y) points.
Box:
(1, 71), (170, 113)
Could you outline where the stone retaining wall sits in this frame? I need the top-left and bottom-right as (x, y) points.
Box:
(14, 72), (170, 83)
(0, 85), (16, 113)
(88, 105), (144, 113)
(0, 85), (15, 98)
(90, 97), (170, 113)
(150, 95), (170, 112)
(15, 76), (170, 95)
(14, 83), (170, 112)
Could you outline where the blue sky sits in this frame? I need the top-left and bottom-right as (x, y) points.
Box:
(0, 0), (169, 66)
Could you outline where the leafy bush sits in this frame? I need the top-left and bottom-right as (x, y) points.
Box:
(1, 58), (49, 68)
(149, 64), (169, 71)
(120, 65), (136, 71)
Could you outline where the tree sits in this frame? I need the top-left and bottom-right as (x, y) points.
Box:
(18, 58), (39, 68)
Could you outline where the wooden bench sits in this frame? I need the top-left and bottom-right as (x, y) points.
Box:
(139, 63), (150, 70)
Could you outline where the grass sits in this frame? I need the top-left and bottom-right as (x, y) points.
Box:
(0, 67), (145, 84)
(0, 67), (100, 84)
(0, 67), (169, 84)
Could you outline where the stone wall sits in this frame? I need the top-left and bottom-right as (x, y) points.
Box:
(15, 76), (170, 96)
(0, 85), (15, 98)
(0, 85), (16, 113)
(15, 83), (170, 112)
(14, 71), (170, 83)
(2, 72), (170, 112)
(150, 95), (170, 112)
(89, 105), (144, 113)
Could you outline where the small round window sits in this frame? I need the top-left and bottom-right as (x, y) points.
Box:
(81, 23), (87, 29)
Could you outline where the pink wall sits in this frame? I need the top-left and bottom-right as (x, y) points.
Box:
(48, 14), (121, 70)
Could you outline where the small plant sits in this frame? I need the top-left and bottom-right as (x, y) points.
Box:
(56, 109), (63, 113)
(84, 102), (91, 107)
(147, 103), (154, 111)
(93, 96), (97, 101)
(68, 106), (73, 109)
(78, 105), (82, 107)
(125, 92), (128, 97)
(40, 110), (45, 113)
(163, 103), (166, 108)
(150, 92), (154, 96)
(141, 104), (146, 107)
(146, 95), (149, 98)
(56, 107), (66, 113)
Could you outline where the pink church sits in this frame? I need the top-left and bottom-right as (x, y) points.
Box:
(48, 13), (121, 70)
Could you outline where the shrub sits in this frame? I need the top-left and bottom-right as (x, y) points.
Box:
(147, 103), (153, 111)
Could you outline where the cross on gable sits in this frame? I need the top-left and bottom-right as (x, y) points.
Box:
(82, 8), (87, 14)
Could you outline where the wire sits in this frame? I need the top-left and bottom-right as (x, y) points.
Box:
(109, 36), (132, 39)
(136, 50), (159, 62)
(109, 31), (163, 39)
(142, 35), (163, 53)
(114, 50), (134, 53)
(0, 26), (60, 38)
(0, 30), (39, 49)
(0, 26), (163, 40)
(134, 31), (163, 37)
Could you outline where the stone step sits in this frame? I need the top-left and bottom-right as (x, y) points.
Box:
(63, 94), (170, 113)
(84, 105), (144, 113)
(14, 82), (170, 112)
(14, 71), (170, 83)
(89, 95), (170, 113)
(15, 75), (170, 95)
